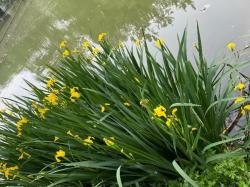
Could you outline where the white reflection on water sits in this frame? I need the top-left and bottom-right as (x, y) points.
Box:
(53, 19), (74, 30)
(0, 70), (39, 108)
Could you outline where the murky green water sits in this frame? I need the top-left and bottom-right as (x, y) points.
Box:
(0, 0), (250, 106)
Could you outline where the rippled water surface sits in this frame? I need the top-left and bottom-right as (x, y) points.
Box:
(0, 0), (250, 105)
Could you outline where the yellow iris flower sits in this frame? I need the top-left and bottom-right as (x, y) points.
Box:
(63, 49), (70, 58)
(59, 40), (67, 49)
(37, 107), (49, 119)
(82, 41), (90, 49)
(234, 82), (245, 91)
(234, 97), (245, 104)
(47, 79), (56, 89)
(153, 105), (167, 118)
(55, 150), (65, 162)
(103, 137), (115, 146)
(70, 87), (80, 102)
(98, 32), (107, 42)
(0, 163), (18, 179)
(83, 136), (94, 146)
(44, 93), (58, 105)
(227, 42), (236, 51)
(16, 116), (28, 137)
(100, 105), (105, 113)
(155, 38), (165, 48)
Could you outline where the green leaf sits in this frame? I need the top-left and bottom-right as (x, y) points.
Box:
(206, 151), (247, 163)
(172, 160), (198, 187)
(116, 166), (123, 187)
(202, 136), (243, 153)
(170, 103), (201, 108)
(64, 161), (119, 170)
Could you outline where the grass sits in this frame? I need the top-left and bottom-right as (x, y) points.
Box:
(0, 25), (249, 186)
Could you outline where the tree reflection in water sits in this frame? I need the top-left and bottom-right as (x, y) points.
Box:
(0, 0), (194, 86)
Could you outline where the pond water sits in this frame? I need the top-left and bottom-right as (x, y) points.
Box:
(0, 0), (250, 107)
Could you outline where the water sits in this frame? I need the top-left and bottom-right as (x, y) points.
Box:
(0, 0), (250, 107)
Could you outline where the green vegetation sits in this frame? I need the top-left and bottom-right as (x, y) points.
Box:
(191, 157), (250, 186)
(0, 0), (16, 7)
(0, 26), (249, 186)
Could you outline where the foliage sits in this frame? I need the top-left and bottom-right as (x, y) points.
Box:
(0, 26), (249, 186)
(168, 157), (250, 187)
(175, 157), (250, 187)
(0, 0), (16, 7)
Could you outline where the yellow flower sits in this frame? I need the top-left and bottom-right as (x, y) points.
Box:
(67, 130), (83, 141)
(18, 153), (24, 160)
(134, 39), (141, 46)
(17, 116), (28, 126)
(44, 93), (58, 105)
(104, 103), (110, 106)
(59, 40), (67, 49)
(153, 105), (167, 118)
(47, 79), (56, 89)
(140, 99), (149, 107)
(16, 128), (22, 137)
(54, 136), (59, 142)
(92, 48), (100, 56)
(72, 48), (80, 54)
(17, 148), (31, 160)
(234, 82), (245, 91)
(100, 105), (105, 113)
(37, 107), (49, 119)
(191, 127), (198, 132)
(98, 32), (107, 42)
(243, 104), (250, 110)
(82, 41), (90, 49)
(241, 104), (250, 115)
(63, 49), (70, 58)
(124, 102), (131, 107)
(234, 97), (245, 104)
(118, 41), (124, 48)
(83, 136), (94, 146)
(171, 108), (178, 116)
(155, 38), (165, 48)
(241, 108), (246, 116)
(103, 137), (115, 146)
(16, 117), (28, 137)
(0, 163), (18, 179)
(166, 118), (172, 127)
(227, 42), (236, 51)
(70, 87), (80, 102)
(67, 130), (74, 136)
(55, 150), (65, 162)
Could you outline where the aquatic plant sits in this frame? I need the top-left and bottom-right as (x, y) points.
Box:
(0, 26), (249, 186)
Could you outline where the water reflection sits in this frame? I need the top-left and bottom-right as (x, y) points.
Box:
(0, 0), (193, 87)
(49, 0), (194, 40)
